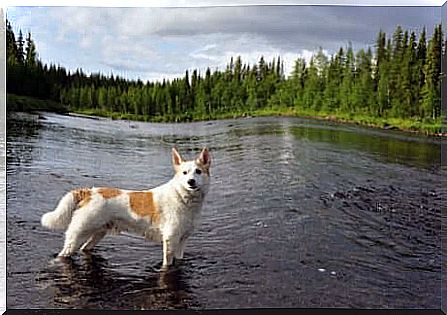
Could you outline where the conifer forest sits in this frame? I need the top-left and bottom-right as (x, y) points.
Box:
(6, 20), (446, 131)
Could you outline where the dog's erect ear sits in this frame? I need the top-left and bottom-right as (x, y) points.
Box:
(172, 147), (184, 171)
(197, 147), (211, 168)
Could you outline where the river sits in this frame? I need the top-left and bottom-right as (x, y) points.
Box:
(6, 111), (446, 309)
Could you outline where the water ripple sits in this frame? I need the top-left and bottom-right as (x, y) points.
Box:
(6, 112), (444, 309)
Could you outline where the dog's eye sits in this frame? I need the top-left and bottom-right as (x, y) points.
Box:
(195, 169), (202, 175)
(183, 171), (187, 175)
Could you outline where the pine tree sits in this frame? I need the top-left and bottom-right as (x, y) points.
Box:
(323, 49), (343, 112)
(407, 31), (419, 117)
(6, 20), (19, 65)
(258, 56), (267, 81)
(416, 28), (427, 117)
(376, 30), (387, 70)
(292, 57), (307, 107)
(16, 30), (25, 64)
(234, 56), (242, 82)
(422, 25), (443, 119)
(302, 57), (321, 110)
(390, 25), (405, 116)
(245, 65), (258, 111)
(340, 44), (355, 113)
(352, 48), (374, 114)
(25, 32), (37, 66)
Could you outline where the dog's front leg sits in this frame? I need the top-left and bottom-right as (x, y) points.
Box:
(175, 237), (188, 260)
(162, 238), (177, 268)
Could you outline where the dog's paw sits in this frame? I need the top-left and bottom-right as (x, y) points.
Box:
(49, 255), (74, 266)
(56, 250), (76, 260)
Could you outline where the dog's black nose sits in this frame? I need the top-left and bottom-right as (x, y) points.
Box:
(187, 179), (196, 186)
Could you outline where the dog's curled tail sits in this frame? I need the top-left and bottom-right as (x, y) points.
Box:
(41, 189), (89, 230)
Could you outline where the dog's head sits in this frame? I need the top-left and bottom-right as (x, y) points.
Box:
(172, 147), (211, 195)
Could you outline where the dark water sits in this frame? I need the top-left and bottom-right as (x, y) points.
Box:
(6, 112), (446, 309)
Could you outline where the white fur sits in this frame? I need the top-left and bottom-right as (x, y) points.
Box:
(41, 147), (211, 268)
(41, 191), (78, 230)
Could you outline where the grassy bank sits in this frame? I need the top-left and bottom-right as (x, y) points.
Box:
(7, 94), (444, 136)
(7, 94), (68, 113)
(73, 106), (444, 136)
(250, 107), (445, 136)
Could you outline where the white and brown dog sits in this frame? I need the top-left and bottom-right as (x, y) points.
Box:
(41, 147), (211, 268)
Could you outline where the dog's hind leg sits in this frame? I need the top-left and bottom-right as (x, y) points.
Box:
(80, 230), (107, 252)
(58, 214), (98, 257)
(58, 229), (91, 257)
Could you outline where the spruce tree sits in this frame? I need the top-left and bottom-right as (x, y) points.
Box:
(422, 25), (443, 119)
(6, 20), (19, 65)
(25, 32), (37, 66)
(16, 30), (25, 64)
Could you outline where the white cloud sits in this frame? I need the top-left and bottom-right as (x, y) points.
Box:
(5, 5), (441, 82)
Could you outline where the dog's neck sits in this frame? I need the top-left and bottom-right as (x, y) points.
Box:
(171, 180), (205, 207)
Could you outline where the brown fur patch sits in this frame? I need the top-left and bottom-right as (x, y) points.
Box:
(128, 191), (159, 223)
(72, 188), (92, 208)
(98, 187), (122, 199)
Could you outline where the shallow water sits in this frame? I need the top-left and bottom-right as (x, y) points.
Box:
(6, 112), (446, 309)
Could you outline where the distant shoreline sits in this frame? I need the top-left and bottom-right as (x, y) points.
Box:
(68, 106), (447, 138)
(7, 93), (446, 137)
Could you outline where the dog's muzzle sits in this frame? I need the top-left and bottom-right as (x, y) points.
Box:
(187, 179), (198, 190)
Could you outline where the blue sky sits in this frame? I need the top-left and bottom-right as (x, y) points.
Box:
(5, 3), (443, 82)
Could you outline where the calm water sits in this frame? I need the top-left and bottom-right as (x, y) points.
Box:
(6, 112), (447, 309)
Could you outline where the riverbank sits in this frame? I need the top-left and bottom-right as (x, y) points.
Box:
(251, 107), (445, 137)
(6, 93), (445, 136)
(7, 94), (68, 113)
(73, 106), (445, 137)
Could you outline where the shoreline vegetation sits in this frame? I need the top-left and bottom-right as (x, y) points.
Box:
(7, 93), (444, 136)
(6, 20), (447, 137)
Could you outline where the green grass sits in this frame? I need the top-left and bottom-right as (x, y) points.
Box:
(65, 106), (446, 135)
(7, 94), (68, 113)
(7, 94), (444, 135)
(247, 107), (444, 135)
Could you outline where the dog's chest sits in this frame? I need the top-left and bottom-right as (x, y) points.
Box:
(161, 200), (202, 238)
(166, 202), (201, 225)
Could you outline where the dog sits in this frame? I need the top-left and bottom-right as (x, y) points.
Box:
(41, 147), (211, 268)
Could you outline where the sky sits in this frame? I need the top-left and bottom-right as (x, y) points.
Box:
(4, 2), (444, 82)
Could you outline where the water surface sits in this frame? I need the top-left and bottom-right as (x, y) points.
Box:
(6, 112), (446, 309)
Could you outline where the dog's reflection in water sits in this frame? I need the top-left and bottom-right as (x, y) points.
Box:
(37, 252), (198, 310)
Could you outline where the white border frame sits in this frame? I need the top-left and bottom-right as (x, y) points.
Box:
(1, 1), (445, 313)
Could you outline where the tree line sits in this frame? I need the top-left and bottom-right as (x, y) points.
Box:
(6, 20), (446, 122)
